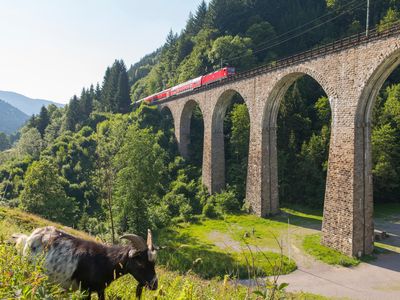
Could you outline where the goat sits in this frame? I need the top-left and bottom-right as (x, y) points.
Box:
(15, 226), (158, 299)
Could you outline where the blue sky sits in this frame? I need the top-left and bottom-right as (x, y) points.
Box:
(0, 0), (207, 104)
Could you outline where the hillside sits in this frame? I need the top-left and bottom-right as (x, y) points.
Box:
(0, 90), (63, 116)
(0, 206), (324, 300)
(0, 99), (29, 134)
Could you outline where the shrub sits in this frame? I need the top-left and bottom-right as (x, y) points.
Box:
(202, 202), (221, 219)
(202, 189), (241, 218)
(179, 202), (193, 222)
(149, 203), (171, 228)
(214, 189), (240, 213)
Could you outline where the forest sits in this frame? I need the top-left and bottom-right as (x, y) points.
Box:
(0, 0), (399, 241)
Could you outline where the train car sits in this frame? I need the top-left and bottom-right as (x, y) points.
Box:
(201, 67), (235, 86)
(170, 76), (202, 96)
(141, 88), (171, 103)
(138, 67), (236, 104)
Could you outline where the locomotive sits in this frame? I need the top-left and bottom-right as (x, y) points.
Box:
(138, 67), (236, 104)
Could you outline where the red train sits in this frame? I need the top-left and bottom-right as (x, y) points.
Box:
(139, 67), (236, 103)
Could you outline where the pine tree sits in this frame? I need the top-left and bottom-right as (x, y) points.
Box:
(100, 67), (113, 112)
(193, 1), (208, 32)
(115, 63), (131, 113)
(0, 132), (10, 151)
(65, 96), (81, 131)
(37, 106), (50, 137)
(185, 12), (196, 35)
(27, 115), (38, 129)
(100, 60), (130, 113)
(165, 30), (178, 49)
(80, 88), (93, 119)
(185, 1), (208, 36)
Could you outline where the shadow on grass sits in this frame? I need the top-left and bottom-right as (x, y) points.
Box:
(155, 227), (296, 279)
(272, 205), (323, 231)
(374, 203), (400, 219)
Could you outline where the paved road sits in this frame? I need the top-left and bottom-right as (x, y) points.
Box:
(277, 217), (400, 300)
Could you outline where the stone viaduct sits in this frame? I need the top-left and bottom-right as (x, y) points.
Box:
(157, 27), (400, 257)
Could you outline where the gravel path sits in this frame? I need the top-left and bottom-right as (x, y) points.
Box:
(232, 216), (400, 300)
(276, 218), (400, 300)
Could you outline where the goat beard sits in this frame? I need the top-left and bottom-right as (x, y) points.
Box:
(136, 284), (144, 299)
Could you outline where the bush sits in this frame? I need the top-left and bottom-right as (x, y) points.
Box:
(202, 202), (221, 219)
(202, 189), (241, 218)
(149, 203), (172, 229)
(214, 189), (240, 214)
(179, 203), (193, 222)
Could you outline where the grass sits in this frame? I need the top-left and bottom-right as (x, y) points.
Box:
(156, 215), (297, 279)
(152, 207), (326, 279)
(0, 206), (92, 242)
(0, 241), (324, 300)
(0, 205), (327, 299)
(105, 268), (330, 300)
(2, 201), (398, 298)
(302, 234), (360, 267)
(0, 243), (86, 299)
(374, 203), (400, 219)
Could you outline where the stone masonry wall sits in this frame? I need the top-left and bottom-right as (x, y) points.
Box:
(159, 34), (400, 256)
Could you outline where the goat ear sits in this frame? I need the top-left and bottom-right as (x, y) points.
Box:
(147, 229), (153, 251)
(128, 249), (139, 258)
(11, 233), (23, 242)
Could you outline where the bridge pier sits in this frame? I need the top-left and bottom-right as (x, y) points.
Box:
(246, 122), (279, 216)
(202, 113), (225, 193)
(321, 85), (374, 257)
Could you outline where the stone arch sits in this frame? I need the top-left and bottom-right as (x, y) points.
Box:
(210, 88), (250, 193)
(353, 48), (400, 255)
(212, 89), (250, 133)
(264, 67), (336, 130)
(259, 68), (333, 216)
(160, 105), (173, 115)
(160, 105), (174, 125)
(356, 48), (400, 124)
(179, 99), (204, 160)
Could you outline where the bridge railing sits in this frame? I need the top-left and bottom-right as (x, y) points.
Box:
(230, 22), (400, 82)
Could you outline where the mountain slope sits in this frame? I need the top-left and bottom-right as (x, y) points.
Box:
(0, 90), (63, 115)
(0, 99), (29, 134)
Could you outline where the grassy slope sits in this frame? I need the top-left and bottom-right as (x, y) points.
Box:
(0, 206), (327, 299)
(0, 206), (93, 242)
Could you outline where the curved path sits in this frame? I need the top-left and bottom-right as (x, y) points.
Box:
(236, 215), (400, 300)
(277, 217), (400, 300)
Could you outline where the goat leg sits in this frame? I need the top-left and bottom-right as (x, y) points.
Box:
(136, 284), (144, 299)
(97, 289), (105, 300)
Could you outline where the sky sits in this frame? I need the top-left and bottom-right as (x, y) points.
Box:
(0, 0), (207, 104)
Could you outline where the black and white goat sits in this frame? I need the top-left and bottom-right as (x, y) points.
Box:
(13, 226), (158, 299)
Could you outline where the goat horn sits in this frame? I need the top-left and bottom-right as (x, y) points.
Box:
(120, 234), (147, 251)
(147, 229), (153, 250)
